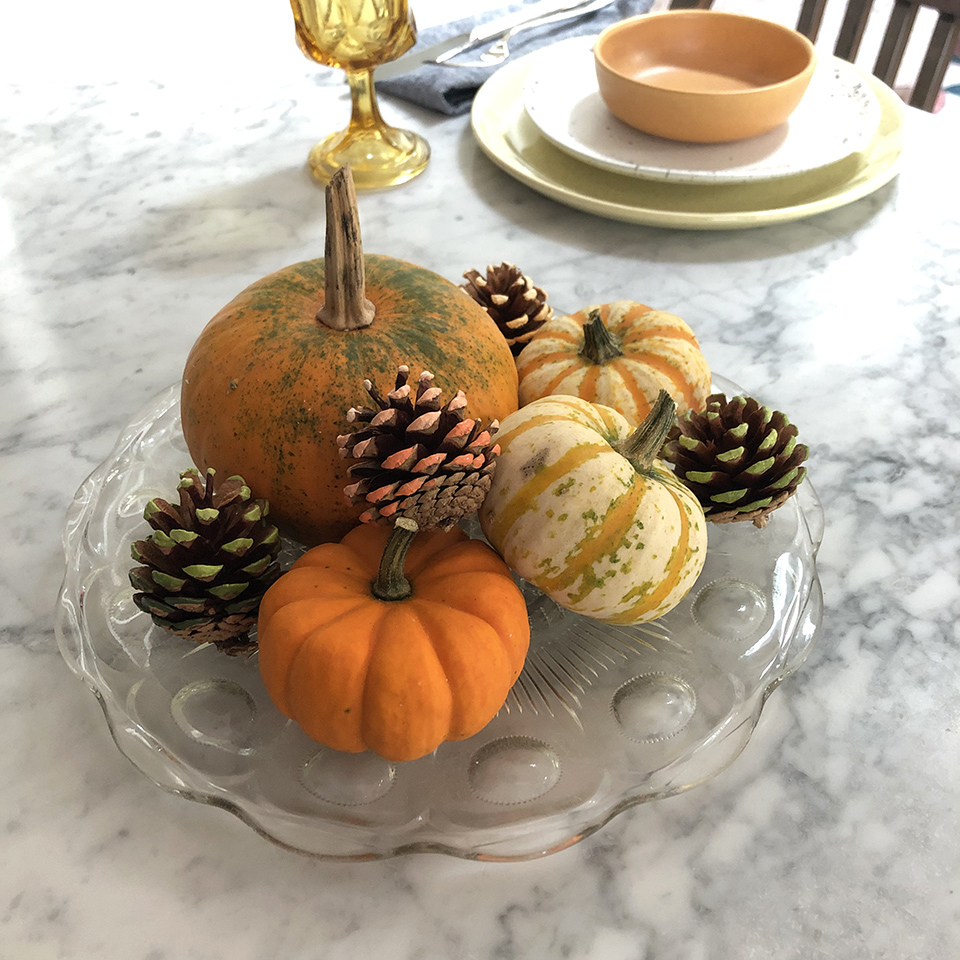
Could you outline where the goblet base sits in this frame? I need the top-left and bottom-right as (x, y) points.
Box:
(308, 125), (430, 190)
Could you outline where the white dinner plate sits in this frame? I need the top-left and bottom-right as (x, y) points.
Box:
(522, 36), (882, 185)
(470, 48), (904, 230)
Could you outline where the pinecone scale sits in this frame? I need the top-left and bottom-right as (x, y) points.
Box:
(663, 393), (808, 528)
(461, 262), (553, 356)
(129, 468), (281, 653)
(337, 366), (500, 530)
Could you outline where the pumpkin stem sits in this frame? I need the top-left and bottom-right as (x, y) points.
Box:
(615, 390), (677, 472)
(579, 308), (624, 364)
(317, 165), (376, 332)
(371, 517), (419, 601)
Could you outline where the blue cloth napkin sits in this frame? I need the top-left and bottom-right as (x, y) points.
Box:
(377, 0), (655, 115)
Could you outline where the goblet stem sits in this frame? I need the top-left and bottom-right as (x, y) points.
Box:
(346, 67), (385, 132)
(308, 67), (430, 191)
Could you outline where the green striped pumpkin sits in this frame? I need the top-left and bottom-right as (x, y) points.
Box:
(479, 392), (707, 624)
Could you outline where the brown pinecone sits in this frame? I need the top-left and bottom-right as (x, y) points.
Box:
(337, 366), (500, 530)
(662, 393), (809, 528)
(129, 468), (282, 654)
(461, 262), (553, 356)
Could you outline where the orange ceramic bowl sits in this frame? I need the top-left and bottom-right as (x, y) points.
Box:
(594, 10), (817, 143)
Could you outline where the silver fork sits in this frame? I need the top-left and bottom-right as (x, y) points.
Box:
(437, 0), (617, 68)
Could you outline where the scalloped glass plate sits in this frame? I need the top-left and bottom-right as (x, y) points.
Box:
(55, 375), (824, 861)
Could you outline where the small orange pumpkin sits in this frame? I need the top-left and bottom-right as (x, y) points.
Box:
(516, 301), (711, 426)
(256, 519), (530, 762)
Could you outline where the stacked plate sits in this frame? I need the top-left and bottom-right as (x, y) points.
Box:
(471, 35), (905, 229)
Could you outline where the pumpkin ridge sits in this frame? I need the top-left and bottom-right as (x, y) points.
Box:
(591, 401), (631, 439)
(257, 591), (370, 715)
(517, 320), (581, 357)
(543, 330), (581, 346)
(285, 603), (384, 752)
(535, 363), (585, 401)
(257, 565), (366, 619)
(622, 353), (698, 410)
(576, 363), (603, 403)
(518, 395), (616, 435)
(611, 482), (694, 623)
(487, 441), (610, 550)
(407, 599), (513, 738)
(290, 541), (369, 572)
(617, 323), (700, 346)
(569, 396), (628, 437)
(414, 568), (531, 670)
(401, 528), (471, 579)
(608, 358), (653, 424)
(500, 397), (622, 445)
(609, 302), (654, 324)
(412, 546), (517, 583)
(360, 604), (453, 761)
(536, 481), (645, 596)
(517, 349), (579, 379)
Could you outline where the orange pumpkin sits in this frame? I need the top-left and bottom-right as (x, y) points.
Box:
(181, 169), (518, 546)
(256, 519), (530, 762)
(516, 301), (711, 426)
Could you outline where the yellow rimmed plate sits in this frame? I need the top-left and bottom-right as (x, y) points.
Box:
(470, 48), (904, 230)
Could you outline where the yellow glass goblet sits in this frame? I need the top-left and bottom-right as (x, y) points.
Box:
(290, 0), (430, 190)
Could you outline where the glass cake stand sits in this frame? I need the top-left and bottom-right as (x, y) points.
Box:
(55, 376), (824, 862)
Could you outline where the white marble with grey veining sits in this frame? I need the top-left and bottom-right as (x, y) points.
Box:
(2, 1), (959, 958)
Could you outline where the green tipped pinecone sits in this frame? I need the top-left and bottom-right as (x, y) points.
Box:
(461, 262), (553, 356)
(129, 468), (281, 653)
(662, 393), (808, 528)
(336, 366), (500, 530)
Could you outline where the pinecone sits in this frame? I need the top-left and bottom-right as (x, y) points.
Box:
(461, 262), (553, 356)
(129, 468), (282, 654)
(662, 393), (809, 528)
(337, 366), (500, 530)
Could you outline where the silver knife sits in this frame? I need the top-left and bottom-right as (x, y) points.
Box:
(376, 0), (612, 81)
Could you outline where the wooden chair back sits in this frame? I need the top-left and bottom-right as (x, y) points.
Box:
(667, 0), (959, 111)
(798, 0), (960, 111)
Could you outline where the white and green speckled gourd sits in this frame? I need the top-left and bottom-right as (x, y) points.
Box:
(479, 391), (707, 624)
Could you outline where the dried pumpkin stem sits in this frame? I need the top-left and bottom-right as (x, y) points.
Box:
(615, 390), (677, 473)
(579, 308), (623, 364)
(371, 517), (419, 601)
(317, 165), (376, 332)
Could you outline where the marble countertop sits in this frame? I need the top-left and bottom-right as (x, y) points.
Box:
(3, 1), (959, 957)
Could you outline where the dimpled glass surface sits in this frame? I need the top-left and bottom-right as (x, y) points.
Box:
(56, 376), (824, 861)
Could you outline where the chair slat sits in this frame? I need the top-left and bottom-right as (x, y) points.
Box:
(835, 0), (875, 60)
(910, 11), (960, 109)
(797, 0), (830, 41)
(675, 0), (959, 113)
(874, 0), (920, 85)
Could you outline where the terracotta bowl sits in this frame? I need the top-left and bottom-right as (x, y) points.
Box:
(593, 10), (817, 143)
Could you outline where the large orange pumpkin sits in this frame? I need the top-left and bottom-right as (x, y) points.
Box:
(181, 169), (518, 545)
(256, 519), (531, 762)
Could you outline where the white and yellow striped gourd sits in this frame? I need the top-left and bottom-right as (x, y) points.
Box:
(479, 392), (707, 624)
(516, 301), (712, 426)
